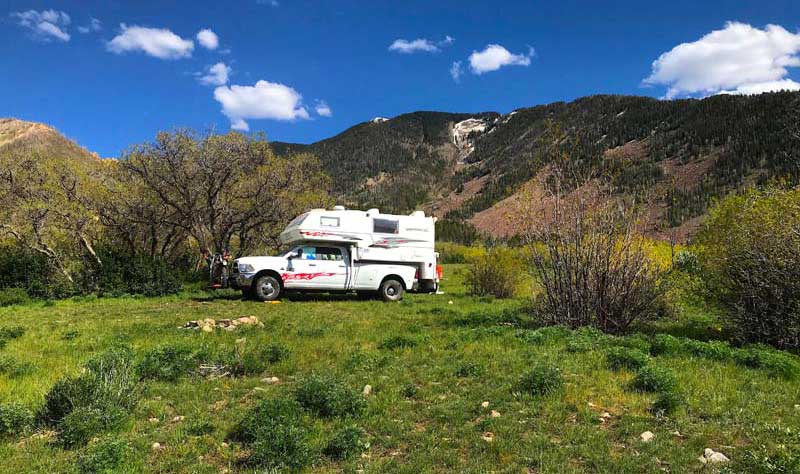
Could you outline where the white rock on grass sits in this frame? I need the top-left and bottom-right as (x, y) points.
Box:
(363, 384), (372, 396)
(481, 401), (490, 408)
(699, 448), (730, 464)
(490, 410), (501, 418)
(640, 431), (654, 443)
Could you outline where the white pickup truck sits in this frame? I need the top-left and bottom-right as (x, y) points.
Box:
(231, 244), (417, 301)
(230, 207), (439, 302)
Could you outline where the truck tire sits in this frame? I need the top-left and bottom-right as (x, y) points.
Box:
(379, 278), (404, 302)
(253, 275), (281, 301)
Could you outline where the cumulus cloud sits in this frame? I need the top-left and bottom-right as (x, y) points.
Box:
(199, 62), (231, 86)
(469, 44), (534, 74)
(214, 80), (310, 131)
(12, 9), (71, 42)
(644, 22), (800, 99)
(78, 17), (101, 34)
(196, 28), (219, 50)
(315, 100), (332, 117)
(107, 24), (194, 59)
(389, 36), (454, 54)
(450, 61), (463, 82)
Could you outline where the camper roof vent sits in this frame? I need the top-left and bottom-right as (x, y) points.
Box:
(332, 205), (345, 211)
(366, 208), (379, 216)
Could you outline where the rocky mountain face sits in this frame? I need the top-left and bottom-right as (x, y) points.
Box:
(275, 92), (800, 241)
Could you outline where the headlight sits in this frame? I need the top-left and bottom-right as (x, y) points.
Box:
(239, 263), (255, 273)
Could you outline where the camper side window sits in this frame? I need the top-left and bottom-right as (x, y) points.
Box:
(373, 218), (399, 234)
(320, 216), (339, 227)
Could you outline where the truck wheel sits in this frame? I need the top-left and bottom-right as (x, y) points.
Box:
(379, 278), (403, 302)
(253, 275), (281, 301)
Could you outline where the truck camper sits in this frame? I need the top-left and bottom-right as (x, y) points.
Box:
(229, 206), (440, 301)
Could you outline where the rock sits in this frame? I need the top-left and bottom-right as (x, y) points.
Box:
(700, 448), (730, 464)
(481, 432), (494, 442)
(201, 325), (214, 333)
(640, 431), (654, 443)
(172, 416), (184, 422)
(481, 401), (490, 408)
(253, 387), (267, 392)
(490, 410), (501, 418)
(448, 300), (453, 305)
(363, 384), (372, 396)
(261, 376), (280, 384)
(151, 442), (162, 450)
(148, 417), (159, 424)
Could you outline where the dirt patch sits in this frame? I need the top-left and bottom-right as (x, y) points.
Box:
(426, 174), (490, 218)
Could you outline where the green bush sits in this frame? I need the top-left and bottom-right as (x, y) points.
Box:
(651, 390), (685, 416)
(698, 187), (800, 350)
(518, 363), (563, 396)
(0, 325), (25, 343)
(323, 425), (368, 460)
(187, 420), (215, 436)
(294, 374), (365, 418)
(77, 436), (132, 474)
(90, 248), (182, 297)
(0, 355), (35, 377)
(515, 330), (547, 345)
(0, 245), (75, 299)
(629, 366), (678, 393)
(0, 288), (30, 307)
(0, 403), (33, 438)
(58, 406), (126, 449)
(566, 327), (608, 353)
(734, 348), (800, 380)
(649, 334), (683, 356)
(40, 346), (138, 426)
(683, 339), (733, 361)
(605, 347), (650, 371)
(465, 247), (525, 298)
(137, 344), (201, 382)
(378, 335), (417, 350)
(214, 342), (290, 377)
(454, 362), (482, 378)
(229, 398), (312, 470)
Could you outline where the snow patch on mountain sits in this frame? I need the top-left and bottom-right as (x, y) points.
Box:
(452, 118), (488, 161)
(371, 117), (389, 123)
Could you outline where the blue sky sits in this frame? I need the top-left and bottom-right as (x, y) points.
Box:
(2, 0), (799, 157)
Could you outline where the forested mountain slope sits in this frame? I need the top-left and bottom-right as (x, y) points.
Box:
(275, 92), (800, 240)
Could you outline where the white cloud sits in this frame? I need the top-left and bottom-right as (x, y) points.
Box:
(196, 28), (219, 50)
(718, 79), (800, 95)
(214, 80), (310, 131)
(107, 24), (194, 59)
(12, 9), (71, 42)
(199, 62), (231, 86)
(388, 36), (453, 54)
(450, 61), (463, 82)
(78, 17), (101, 34)
(644, 22), (800, 99)
(315, 100), (332, 117)
(468, 44), (534, 74)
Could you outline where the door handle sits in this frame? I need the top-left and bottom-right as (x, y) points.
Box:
(338, 265), (346, 268)
(308, 263), (316, 267)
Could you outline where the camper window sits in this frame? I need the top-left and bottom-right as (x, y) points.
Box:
(373, 218), (399, 234)
(320, 216), (340, 227)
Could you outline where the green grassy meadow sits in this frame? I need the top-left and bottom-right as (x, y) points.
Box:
(0, 265), (798, 473)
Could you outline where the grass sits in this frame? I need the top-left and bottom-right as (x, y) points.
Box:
(0, 265), (797, 472)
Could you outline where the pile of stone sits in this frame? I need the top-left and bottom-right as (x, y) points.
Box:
(181, 316), (264, 332)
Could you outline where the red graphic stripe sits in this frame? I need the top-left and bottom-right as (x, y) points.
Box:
(281, 272), (338, 281)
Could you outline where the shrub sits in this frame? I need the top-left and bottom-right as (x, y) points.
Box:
(606, 347), (650, 371)
(187, 420), (215, 436)
(40, 346), (138, 426)
(0, 288), (30, 307)
(0, 245), (75, 299)
(378, 335), (417, 350)
(294, 374), (365, 418)
(518, 363), (563, 396)
(650, 390), (685, 416)
(454, 362), (482, 378)
(435, 242), (485, 264)
(58, 406), (126, 449)
(734, 348), (800, 380)
(0, 403), (33, 438)
(607, 334), (652, 353)
(465, 247), (524, 298)
(683, 339), (733, 361)
(324, 425), (368, 460)
(629, 366), (678, 393)
(0, 355), (35, 377)
(401, 383), (418, 398)
(89, 248), (182, 297)
(137, 344), (201, 382)
(649, 334), (683, 356)
(216, 342), (291, 377)
(516, 330), (547, 345)
(0, 325), (25, 341)
(698, 187), (800, 350)
(229, 398), (312, 470)
(77, 436), (132, 474)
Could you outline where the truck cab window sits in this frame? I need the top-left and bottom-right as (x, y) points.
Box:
(316, 247), (343, 261)
(373, 218), (399, 234)
(300, 246), (317, 259)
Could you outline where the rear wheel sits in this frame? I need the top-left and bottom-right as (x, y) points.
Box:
(379, 278), (404, 302)
(253, 275), (281, 301)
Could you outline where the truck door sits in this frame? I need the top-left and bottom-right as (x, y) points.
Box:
(285, 245), (347, 289)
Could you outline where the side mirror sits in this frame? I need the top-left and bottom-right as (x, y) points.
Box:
(288, 250), (300, 260)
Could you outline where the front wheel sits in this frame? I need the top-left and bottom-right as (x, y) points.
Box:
(379, 279), (404, 302)
(253, 275), (281, 301)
